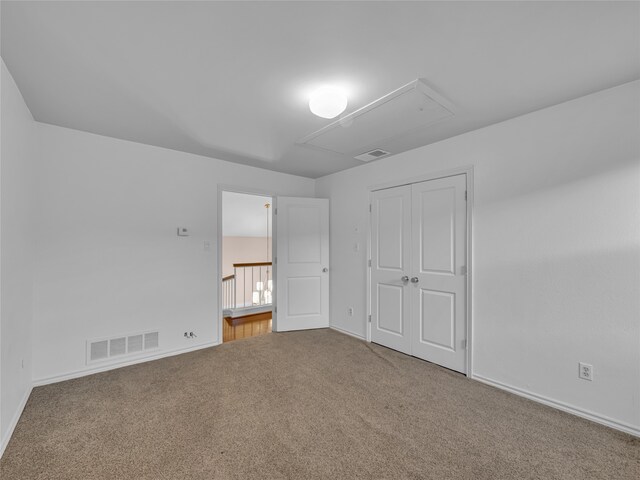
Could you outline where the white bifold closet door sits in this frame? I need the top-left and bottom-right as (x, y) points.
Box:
(275, 197), (329, 332)
(371, 174), (467, 373)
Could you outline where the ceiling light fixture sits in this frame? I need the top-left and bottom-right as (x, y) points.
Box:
(309, 86), (348, 119)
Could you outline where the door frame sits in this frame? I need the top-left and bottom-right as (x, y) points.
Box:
(216, 184), (278, 343)
(366, 165), (474, 377)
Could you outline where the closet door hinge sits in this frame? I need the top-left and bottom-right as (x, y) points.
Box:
(369, 204), (372, 213)
(465, 191), (467, 201)
(461, 339), (467, 349)
(368, 314), (372, 323)
(274, 208), (278, 215)
(368, 259), (372, 267)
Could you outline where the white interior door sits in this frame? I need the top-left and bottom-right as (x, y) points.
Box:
(370, 185), (412, 354)
(275, 197), (329, 331)
(410, 174), (467, 373)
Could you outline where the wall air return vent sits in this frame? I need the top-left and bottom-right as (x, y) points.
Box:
(127, 334), (143, 353)
(144, 332), (159, 350)
(354, 149), (390, 162)
(297, 78), (455, 161)
(109, 337), (127, 357)
(90, 340), (109, 362)
(87, 330), (159, 364)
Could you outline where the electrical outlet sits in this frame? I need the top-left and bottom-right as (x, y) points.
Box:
(579, 362), (593, 381)
(347, 307), (354, 316)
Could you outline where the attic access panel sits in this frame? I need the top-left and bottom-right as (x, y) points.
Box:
(297, 79), (455, 159)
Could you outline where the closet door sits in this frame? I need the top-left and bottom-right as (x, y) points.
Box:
(370, 185), (412, 354)
(410, 174), (467, 373)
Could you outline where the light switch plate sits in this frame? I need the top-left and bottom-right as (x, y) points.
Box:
(177, 227), (189, 237)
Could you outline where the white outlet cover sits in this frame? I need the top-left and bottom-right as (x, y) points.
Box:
(579, 362), (593, 381)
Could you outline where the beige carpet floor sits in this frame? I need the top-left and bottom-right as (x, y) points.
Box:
(1, 329), (638, 479)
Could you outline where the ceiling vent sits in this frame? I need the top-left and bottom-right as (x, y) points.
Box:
(297, 78), (455, 160)
(354, 149), (391, 162)
(87, 330), (159, 364)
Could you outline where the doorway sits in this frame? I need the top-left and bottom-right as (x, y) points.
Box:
(220, 190), (274, 342)
(369, 170), (472, 374)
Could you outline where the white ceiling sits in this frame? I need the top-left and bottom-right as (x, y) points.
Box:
(222, 191), (272, 238)
(2, 1), (638, 178)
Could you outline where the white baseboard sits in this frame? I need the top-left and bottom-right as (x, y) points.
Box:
(472, 373), (640, 438)
(0, 385), (33, 459)
(330, 325), (366, 340)
(33, 341), (219, 387)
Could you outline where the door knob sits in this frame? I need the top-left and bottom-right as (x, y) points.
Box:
(401, 276), (409, 283)
(410, 277), (419, 283)
(322, 267), (329, 273)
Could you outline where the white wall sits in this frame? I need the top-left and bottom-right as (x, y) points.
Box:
(315, 80), (640, 434)
(222, 236), (273, 308)
(32, 125), (314, 383)
(222, 236), (271, 277)
(0, 60), (36, 451)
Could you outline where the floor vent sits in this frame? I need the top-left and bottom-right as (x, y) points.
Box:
(87, 331), (159, 364)
(354, 149), (391, 162)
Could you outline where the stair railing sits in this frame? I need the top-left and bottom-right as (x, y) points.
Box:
(222, 262), (272, 310)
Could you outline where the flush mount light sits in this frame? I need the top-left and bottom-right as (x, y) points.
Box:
(309, 86), (348, 119)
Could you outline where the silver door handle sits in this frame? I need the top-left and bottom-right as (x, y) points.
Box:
(322, 267), (329, 273)
(410, 277), (419, 283)
(401, 276), (409, 283)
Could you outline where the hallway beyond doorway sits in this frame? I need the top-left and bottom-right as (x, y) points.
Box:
(221, 190), (274, 342)
(223, 311), (272, 342)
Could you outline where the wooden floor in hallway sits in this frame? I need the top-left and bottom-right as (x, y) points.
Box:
(223, 311), (272, 342)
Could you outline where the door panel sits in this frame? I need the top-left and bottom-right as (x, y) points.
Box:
(276, 197), (329, 331)
(377, 283), (405, 335)
(419, 289), (455, 350)
(287, 205), (322, 263)
(377, 196), (406, 269)
(411, 174), (467, 373)
(287, 277), (321, 316)
(419, 186), (456, 275)
(370, 185), (411, 354)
